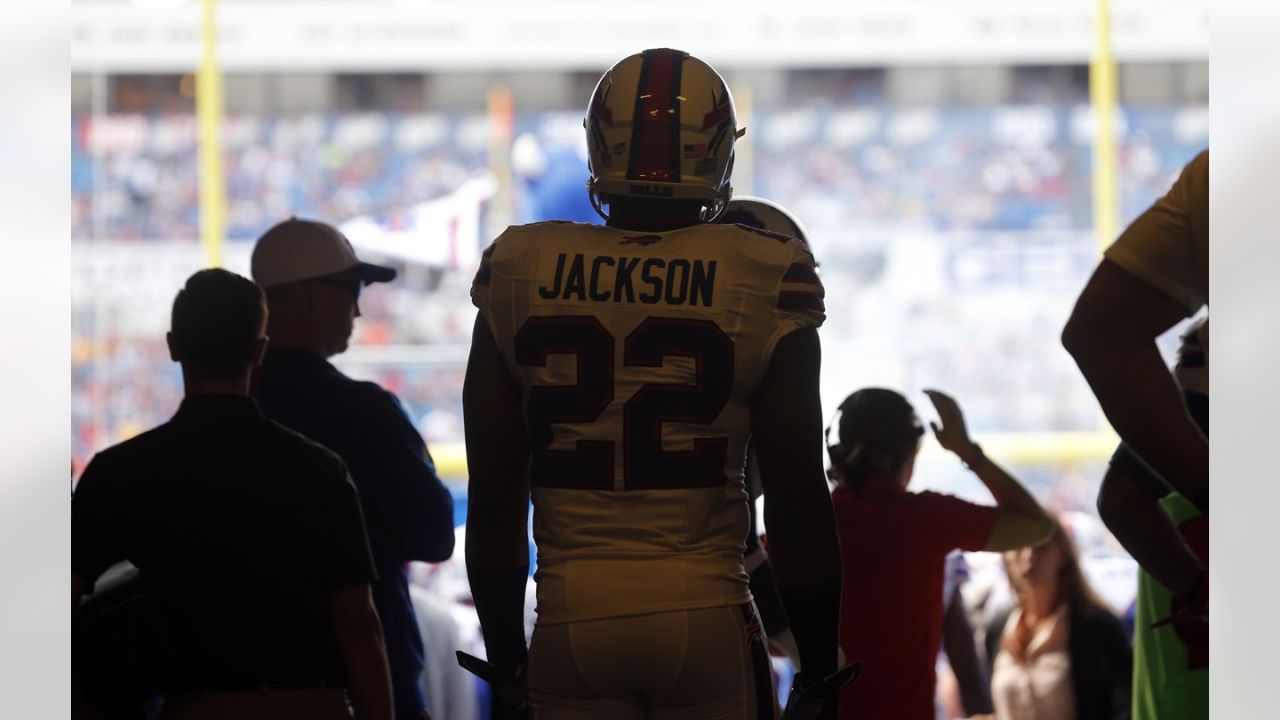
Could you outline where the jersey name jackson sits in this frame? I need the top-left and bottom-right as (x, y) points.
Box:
(537, 252), (716, 308)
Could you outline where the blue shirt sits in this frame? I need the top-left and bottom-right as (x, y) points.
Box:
(255, 348), (456, 716)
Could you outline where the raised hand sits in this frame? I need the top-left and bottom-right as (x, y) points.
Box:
(923, 389), (979, 465)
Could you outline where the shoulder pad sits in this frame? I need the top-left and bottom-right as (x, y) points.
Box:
(729, 223), (794, 245)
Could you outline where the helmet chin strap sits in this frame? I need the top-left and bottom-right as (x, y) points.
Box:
(700, 185), (733, 223)
(589, 189), (610, 222)
(588, 179), (731, 226)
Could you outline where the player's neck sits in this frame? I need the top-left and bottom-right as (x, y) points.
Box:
(605, 197), (706, 232)
(606, 212), (705, 232)
(182, 373), (252, 398)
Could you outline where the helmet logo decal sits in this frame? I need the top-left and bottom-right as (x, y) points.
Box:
(629, 183), (674, 197)
(701, 97), (732, 130)
(683, 142), (708, 159)
(626, 48), (686, 184)
(704, 90), (735, 160)
(590, 88), (614, 127)
(587, 83), (613, 168)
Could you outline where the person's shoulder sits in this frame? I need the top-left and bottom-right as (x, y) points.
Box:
(909, 489), (970, 507)
(330, 378), (417, 430)
(257, 419), (362, 501)
(690, 222), (811, 259)
(87, 421), (176, 469)
(489, 220), (590, 252)
(1168, 148), (1208, 200)
(1186, 148), (1208, 178)
(477, 221), (586, 284)
(346, 377), (403, 410)
(904, 490), (992, 519)
(75, 422), (178, 498)
(260, 418), (347, 469)
(683, 224), (820, 299)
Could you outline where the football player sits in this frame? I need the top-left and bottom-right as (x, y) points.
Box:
(1063, 150), (1209, 516)
(1097, 318), (1208, 720)
(462, 49), (851, 718)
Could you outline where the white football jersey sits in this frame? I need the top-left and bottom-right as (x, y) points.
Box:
(472, 220), (825, 624)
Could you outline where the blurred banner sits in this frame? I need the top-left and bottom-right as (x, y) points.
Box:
(339, 174), (496, 269)
(72, 0), (1207, 72)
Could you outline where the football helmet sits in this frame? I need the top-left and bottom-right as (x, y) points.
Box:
(719, 196), (810, 244)
(584, 48), (745, 222)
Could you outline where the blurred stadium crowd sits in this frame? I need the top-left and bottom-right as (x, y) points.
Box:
(69, 93), (1207, 521)
(71, 105), (1205, 242)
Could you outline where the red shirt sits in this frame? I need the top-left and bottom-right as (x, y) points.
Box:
(832, 482), (996, 720)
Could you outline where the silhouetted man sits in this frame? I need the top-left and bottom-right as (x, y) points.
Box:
(72, 269), (392, 720)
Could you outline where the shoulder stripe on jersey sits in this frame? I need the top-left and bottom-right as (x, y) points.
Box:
(778, 291), (825, 313)
(782, 263), (820, 284)
(720, 220), (792, 244)
(626, 48), (685, 183)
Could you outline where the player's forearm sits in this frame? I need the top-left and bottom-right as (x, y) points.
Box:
(466, 561), (530, 668)
(1098, 468), (1203, 596)
(1071, 340), (1209, 512)
(465, 491), (531, 666)
(763, 479), (842, 589)
(776, 575), (841, 678)
(765, 493), (842, 676)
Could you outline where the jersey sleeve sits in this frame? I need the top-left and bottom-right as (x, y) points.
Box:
(762, 237), (827, 363)
(470, 239), (499, 320)
(471, 226), (536, 338)
(1104, 149), (1208, 312)
(911, 491), (998, 554)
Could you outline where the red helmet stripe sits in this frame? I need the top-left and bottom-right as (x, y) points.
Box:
(627, 48), (684, 183)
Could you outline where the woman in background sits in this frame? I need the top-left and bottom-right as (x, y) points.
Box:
(983, 520), (1132, 720)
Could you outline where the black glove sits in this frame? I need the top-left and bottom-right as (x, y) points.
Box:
(457, 651), (528, 720)
(781, 663), (862, 720)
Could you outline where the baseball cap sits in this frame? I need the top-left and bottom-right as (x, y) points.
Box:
(251, 217), (397, 289)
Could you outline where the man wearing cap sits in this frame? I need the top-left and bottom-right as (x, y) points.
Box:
(251, 217), (456, 720)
